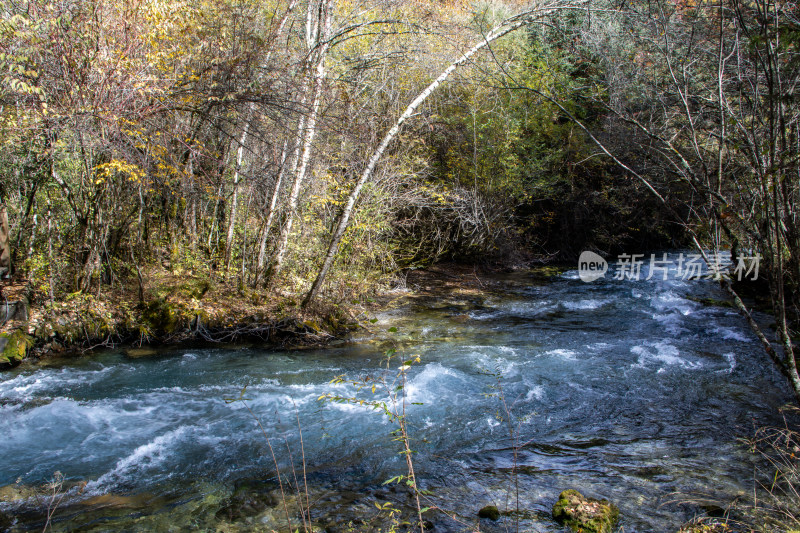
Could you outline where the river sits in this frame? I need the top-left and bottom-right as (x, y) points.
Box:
(0, 255), (792, 531)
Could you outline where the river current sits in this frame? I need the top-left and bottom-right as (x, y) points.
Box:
(0, 257), (793, 531)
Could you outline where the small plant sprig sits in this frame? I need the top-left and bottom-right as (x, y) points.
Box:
(42, 471), (66, 533)
(319, 347), (429, 533)
(225, 386), (312, 533)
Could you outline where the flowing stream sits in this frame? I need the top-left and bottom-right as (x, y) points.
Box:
(0, 256), (793, 532)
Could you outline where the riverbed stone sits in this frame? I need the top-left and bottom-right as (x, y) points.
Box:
(0, 483), (39, 502)
(125, 347), (159, 358)
(552, 489), (619, 533)
(80, 492), (161, 510)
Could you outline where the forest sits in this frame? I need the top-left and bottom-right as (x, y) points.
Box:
(1, 0), (800, 530)
(1, 0), (797, 392)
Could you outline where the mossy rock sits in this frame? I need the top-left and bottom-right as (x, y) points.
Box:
(79, 492), (163, 510)
(530, 265), (567, 281)
(552, 489), (619, 533)
(0, 482), (39, 502)
(0, 330), (34, 366)
(80, 309), (114, 338)
(189, 308), (210, 330)
(478, 505), (500, 520)
(52, 317), (81, 343)
(677, 518), (732, 532)
(214, 481), (280, 522)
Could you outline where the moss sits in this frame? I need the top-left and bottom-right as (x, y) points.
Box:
(81, 308), (114, 338)
(190, 308), (210, 330)
(0, 330), (34, 366)
(155, 277), (212, 301)
(552, 489), (619, 533)
(478, 505), (500, 520)
(677, 519), (732, 532)
(530, 265), (567, 279)
(303, 320), (321, 333)
(53, 318), (74, 342)
(0, 483), (39, 502)
(141, 298), (183, 334)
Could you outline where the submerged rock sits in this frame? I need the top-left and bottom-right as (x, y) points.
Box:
(478, 504), (500, 520)
(0, 482), (39, 502)
(125, 347), (159, 358)
(552, 489), (619, 533)
(0, 509), (11, 529)
(80, 492), (162, 510)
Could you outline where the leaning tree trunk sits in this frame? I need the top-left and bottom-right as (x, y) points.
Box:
(301, 8), (560, 306)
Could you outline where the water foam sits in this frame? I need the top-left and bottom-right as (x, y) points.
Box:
(525, 385), (545, 401)
(631, 342), (701, 370)
(405, 363), (464, 403)
(543, 349), (578, 360)
(710, 326), (752, 342)
(723, 353), (737, 373)
(87, 425), (191, 491)
(563, 299), (611, 311)
(0, 365), (115, 400)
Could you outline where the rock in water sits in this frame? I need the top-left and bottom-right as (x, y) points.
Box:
(478, 505), (500, 520)
(552, 489), (619, 533)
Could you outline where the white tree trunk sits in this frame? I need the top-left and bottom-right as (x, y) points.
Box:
(255, 139), (291, 285)
(302, 8), (558, 306)
(225, 120), (250, 269)
(266, 0), (334, 283)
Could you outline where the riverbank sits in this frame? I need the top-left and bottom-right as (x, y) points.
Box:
(0, 269), (371, 368)
(1, 262), (548, 369)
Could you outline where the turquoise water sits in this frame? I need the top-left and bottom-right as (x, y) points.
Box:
(0, 259), (791, 531)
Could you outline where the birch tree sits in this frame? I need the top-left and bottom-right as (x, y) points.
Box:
(265, 0), (335, 284)
(303, 0), (588, 306)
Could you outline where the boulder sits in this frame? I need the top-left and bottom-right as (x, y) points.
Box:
(552, 489), (619, 533)
(0, 330), (34, 367)
(0, 300), (28, 324)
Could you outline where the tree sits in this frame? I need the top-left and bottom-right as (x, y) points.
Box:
(303, 0), (589, 306)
